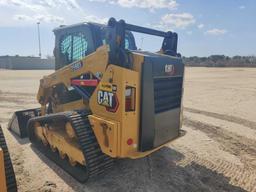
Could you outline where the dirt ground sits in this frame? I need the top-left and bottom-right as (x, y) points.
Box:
(0, 67), (256, 192)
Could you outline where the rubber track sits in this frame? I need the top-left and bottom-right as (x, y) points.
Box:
(0, 125), (17, 192)
(28, 110), (113, 182)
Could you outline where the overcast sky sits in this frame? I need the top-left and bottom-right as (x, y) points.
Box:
(0, 0), (255, 57)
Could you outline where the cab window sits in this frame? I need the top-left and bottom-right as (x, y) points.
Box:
(72, 32), (88, 61)
(60, 32), (89, 64)
(60, 35), (72, 63)
(125, 38), (130, 49)
(59, 26), (94, 67)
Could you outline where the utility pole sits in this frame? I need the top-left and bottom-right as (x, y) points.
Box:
(37, 22), (42, 58)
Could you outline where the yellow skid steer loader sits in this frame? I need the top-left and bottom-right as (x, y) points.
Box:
(8, 18), (185, 182)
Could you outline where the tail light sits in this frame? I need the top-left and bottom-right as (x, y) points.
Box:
(125, 86), (136, 112)
(127, 138), (133, 145)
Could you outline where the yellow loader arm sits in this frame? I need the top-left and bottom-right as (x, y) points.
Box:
(37, 45), (109, 115)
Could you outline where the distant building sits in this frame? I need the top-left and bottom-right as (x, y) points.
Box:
(0, 55), (54, 69)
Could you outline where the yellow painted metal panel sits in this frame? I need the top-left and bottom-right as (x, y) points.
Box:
(34, 123), (85, 166)
(89, 64), (142, 158)
(89, 115), (120, 158)
(0, 148), (7, 192)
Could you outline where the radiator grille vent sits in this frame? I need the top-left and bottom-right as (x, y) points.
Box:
(154, 76), (183, 113)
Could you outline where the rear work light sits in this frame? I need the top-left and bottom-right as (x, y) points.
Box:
(125, 86), (136, 112)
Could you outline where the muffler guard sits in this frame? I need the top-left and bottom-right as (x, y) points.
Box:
(8, 108), (40, 138)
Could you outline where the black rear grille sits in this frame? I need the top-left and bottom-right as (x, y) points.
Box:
(154, 76), (183, 113)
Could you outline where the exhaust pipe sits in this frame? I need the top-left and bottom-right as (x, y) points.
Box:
(8, 108), (40, 138)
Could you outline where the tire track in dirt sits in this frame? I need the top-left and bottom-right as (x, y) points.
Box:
(0, 92), (36, 106)
(0, 117), (10, 123)
(0, 95), (36, 103)
(0, 90), (35, 97)
(9, 149), (32, 192)
(183, 117), (256, 172)
(0, 104), (25, 109)
(176, 150), (256, 192)
(184, 107), (256, 130)
(149, 148), (248, 192)
(0, 96), (35, 105)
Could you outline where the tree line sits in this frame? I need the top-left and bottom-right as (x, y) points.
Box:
(183, 55), (256, 67)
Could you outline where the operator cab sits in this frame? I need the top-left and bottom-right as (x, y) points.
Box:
(53, 23), (137, 70)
